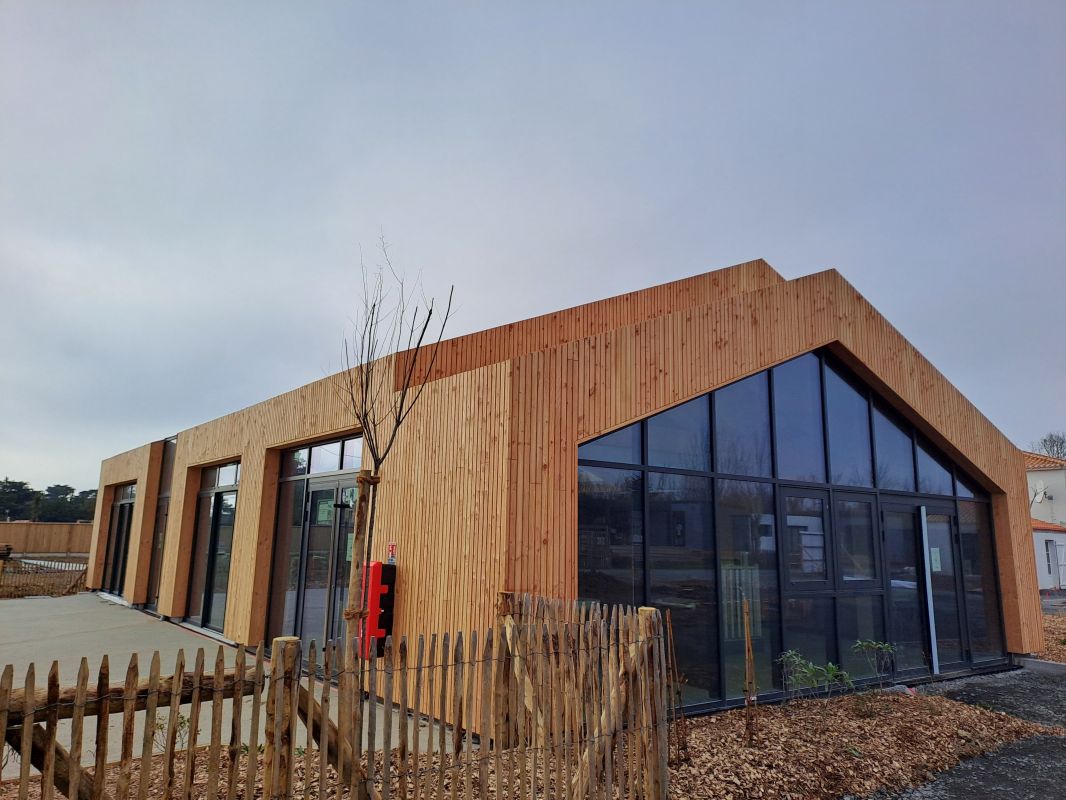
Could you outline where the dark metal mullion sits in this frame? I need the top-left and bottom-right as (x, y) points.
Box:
(641, 422), (650, 607)
(713, 476), (726, 703)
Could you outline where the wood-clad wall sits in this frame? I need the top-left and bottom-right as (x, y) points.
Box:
(0, 522), (93, 554)
(88, 259), (1042, 655)
(394, 259), (784, 388)
(502, 268), (1042, 653)
(87, 441), (162, 602)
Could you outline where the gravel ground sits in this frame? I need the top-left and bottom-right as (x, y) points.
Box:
(881, 668), (1066, 799)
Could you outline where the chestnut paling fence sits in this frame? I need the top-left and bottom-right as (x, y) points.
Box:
(0, 594), (670, 799)
(0, 557), (87, 599)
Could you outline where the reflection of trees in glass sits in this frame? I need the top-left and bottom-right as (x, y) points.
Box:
(577, 466), (643, 607)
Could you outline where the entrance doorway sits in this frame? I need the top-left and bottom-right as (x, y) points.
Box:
(884, 501), (968, 676)
(296, 479), (357, 653)
(101, 484), (136, 596)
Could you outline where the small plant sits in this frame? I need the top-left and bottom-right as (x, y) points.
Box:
(2, 742), (18, 772)
(777, 650), (853, 707)
(851, 640), (895, 688)
(153, 711), (198, 753)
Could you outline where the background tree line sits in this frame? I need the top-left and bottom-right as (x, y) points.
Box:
(0, 478), (97, 522)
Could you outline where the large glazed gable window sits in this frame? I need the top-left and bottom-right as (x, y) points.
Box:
(576, 347), (1006, 712)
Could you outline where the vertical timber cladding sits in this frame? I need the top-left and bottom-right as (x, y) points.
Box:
(87, 440), (163, 603)
(505, 269), (1042, 654)
(151, 354), (512, 645)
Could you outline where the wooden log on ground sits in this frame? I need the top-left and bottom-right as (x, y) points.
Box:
(3, 723), (104, 800)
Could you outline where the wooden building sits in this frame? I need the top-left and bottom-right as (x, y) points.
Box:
(88, 260), (1042, 710)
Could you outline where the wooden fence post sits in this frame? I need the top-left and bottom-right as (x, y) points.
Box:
(265, 637), (299, 799)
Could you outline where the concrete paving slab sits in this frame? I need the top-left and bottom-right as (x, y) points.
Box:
(1, 593), (437, 782)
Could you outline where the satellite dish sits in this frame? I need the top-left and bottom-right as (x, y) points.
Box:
(1035, 479), (1047, 503)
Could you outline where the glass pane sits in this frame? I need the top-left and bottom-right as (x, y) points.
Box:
(578, 424), (641, 465)
(717, 479), (779, 698)
(146, 497), (170, 608)
(825, 363), (873, 487)
(784, 495), (827, 583)
(647, 396), (710, 471)
(159, 439), (177, 497)
(342, 438), (363, 471)
(959, 501), (1005, 660)
(773, 354), (826, 483)
(200, 467), (218, 490)
(783, 596), (834, 667)
(714, 372), (771, 477)
(837, 594), (886, 678)
(186, 495), (215, 624)
(917, 443), (954, 496)
(646, 473), (717, 703)
(873, 406), (915, 492)
(300, 488), (336, 649)
(282, 449), (309, 478)
(884, 508), (926, 671)
(216, 463), (238, 487)
(577, 466), (644, 608)
(836, 498), (877, 583)
(332, 485), (359, 639)
(926, 512), (964, 664)
(267, 482), (306, 641)
(310, 442), (342, 474)
(205, 492), (237, 630)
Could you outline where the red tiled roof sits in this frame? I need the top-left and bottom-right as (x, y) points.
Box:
(1023, 450), (1066, 471)
(1032, 517), (1066, 533)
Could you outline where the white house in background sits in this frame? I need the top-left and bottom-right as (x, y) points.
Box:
(1033, 518), (1066, 592)
(1025, 450), (1066, 592)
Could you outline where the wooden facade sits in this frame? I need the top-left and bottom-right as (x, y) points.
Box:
(87, 260), (1044, 654)
(0, 521), (92, 554)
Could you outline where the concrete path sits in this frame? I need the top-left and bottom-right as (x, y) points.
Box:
(884, 668), (1066, 799)
(1, 593), (435, 781)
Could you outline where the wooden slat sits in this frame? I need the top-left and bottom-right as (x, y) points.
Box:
(20, 662), (35, 800)
(163, 650), (185, 799)
(225, 647), (245, 800)
(69, 660), (89, 800)
(137, 652), (160, 800)
(302, 643), (316, 800)
(91, 657), (108, 800)
(41, 662), (59, 800)
(246, 643), (266, 797)
(206, 646), (225, 800)
(182, 649), (205, 800)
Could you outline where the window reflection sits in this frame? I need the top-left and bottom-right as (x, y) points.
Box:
(916, 442), (954, 496)
(647, 473), (717, 702)
(836, 498), (876, 583)
(647, 396), (710, 471)
(773, 354), (826, 483)
(578, 424), (641, 464)
(959, 501), (1005, 660)
(825, 364), (873, 487)
(837, 595), (886, 677)
(873, 406), (915, 491)
(714, 373), (771, 477)
(577, 466), (644, 608)
(784, 495), (827, 582)
(717, 480), (779, 698)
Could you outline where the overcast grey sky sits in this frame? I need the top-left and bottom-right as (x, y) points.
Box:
(1, 2), (1063, 491)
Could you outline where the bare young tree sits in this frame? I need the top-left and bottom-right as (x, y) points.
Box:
(336, 237), (454, 632)
(1031, 431), (1066, 460)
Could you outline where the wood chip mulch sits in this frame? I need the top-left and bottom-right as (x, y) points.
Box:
(669, 691), (1063, 800)
(1038, 613), (1066, 663)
